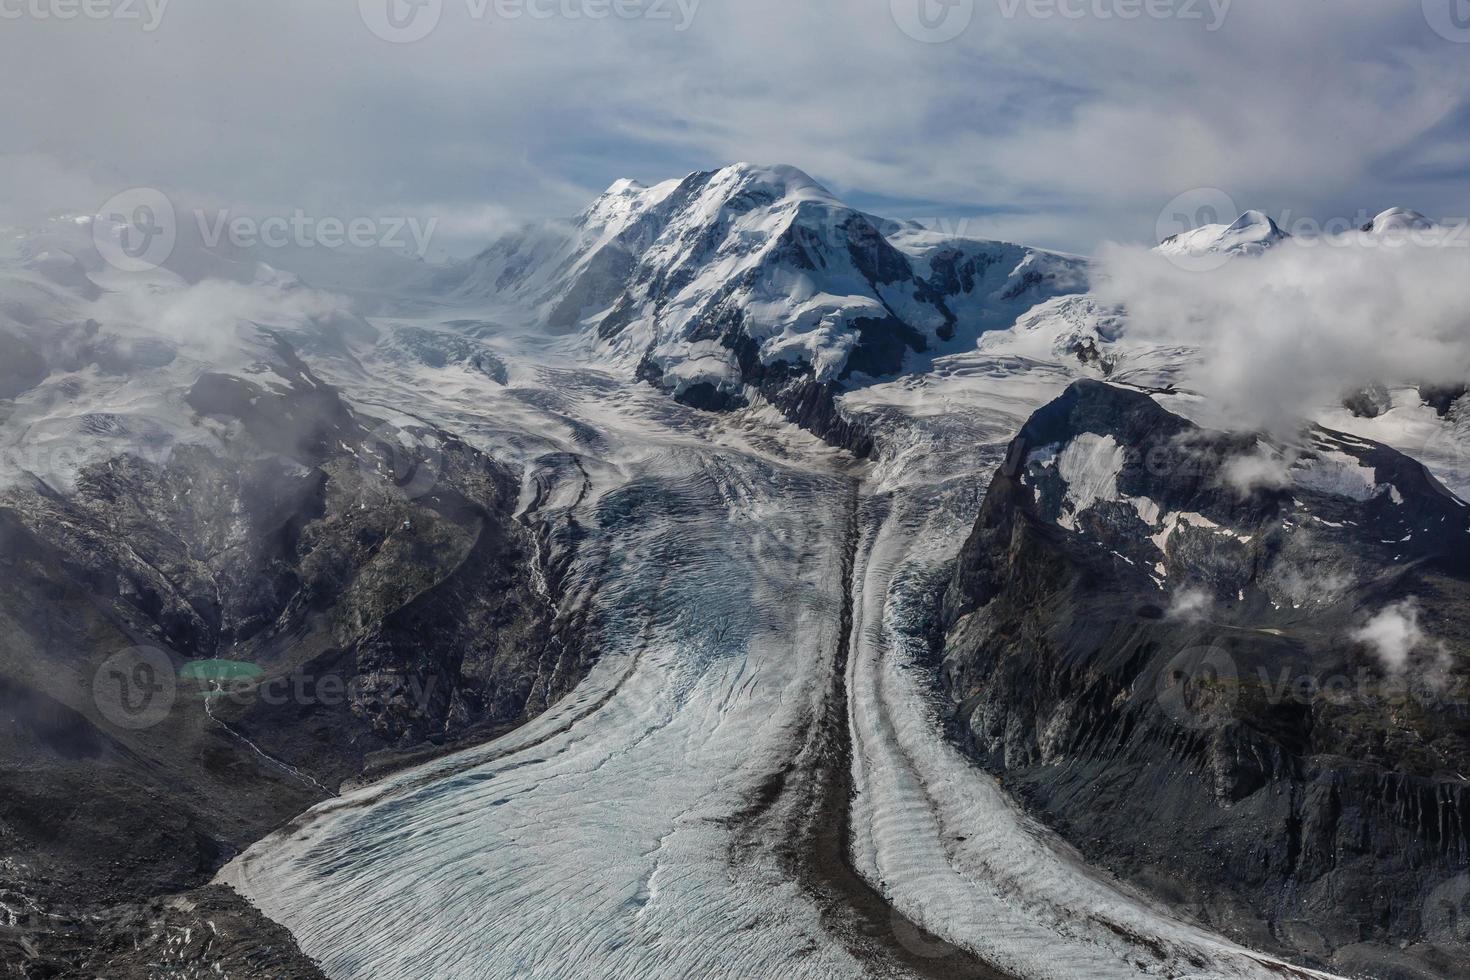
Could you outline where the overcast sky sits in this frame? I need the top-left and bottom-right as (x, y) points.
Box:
(2, 1), (1468, 257)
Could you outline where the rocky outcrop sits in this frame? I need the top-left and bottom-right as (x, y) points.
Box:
(937, 380), (1470, 978)
(1421, 382), (1469, 419)
(3, 885), (327, 979)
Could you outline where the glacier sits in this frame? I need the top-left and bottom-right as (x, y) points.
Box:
(6, 168), (1465, 978)
(214, 299), (1344, 980)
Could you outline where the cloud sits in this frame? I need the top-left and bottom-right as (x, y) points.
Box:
(1094, 237), (1470, 433)
(1165, 587), (1212, 622)
(2, 3), (1470, 256)
(1352, 599), (1448, 676)
(103, 275), (353, 362)
(1218, 442), (1291, 497)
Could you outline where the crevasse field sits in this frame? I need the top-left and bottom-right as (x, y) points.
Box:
(212, 290), (1349, 980)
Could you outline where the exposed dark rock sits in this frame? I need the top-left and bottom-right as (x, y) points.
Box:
(0, 332), (48, 399)
(1344, 383), (1393, 419)
(1421, 382), (1468, 419)
(3, 885), (326, 979)
(0, 338), (584, 975)
(841, 315), (928, 381)
(937, 380), (1470, 977)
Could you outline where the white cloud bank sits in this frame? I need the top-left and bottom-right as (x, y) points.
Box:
(1352, 598), (1451, 676)
(1094, 237), (1470, 432)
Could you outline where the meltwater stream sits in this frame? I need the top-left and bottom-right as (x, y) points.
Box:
(218, 321), (1345, 980)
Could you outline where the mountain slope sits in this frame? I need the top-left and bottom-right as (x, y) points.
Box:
(939, 380), (1470, 979)
(1158, 209), (1290, 259)
(443, 164), (1087, 453)
(0, 227), (588, 975)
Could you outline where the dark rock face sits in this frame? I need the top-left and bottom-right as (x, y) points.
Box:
(1421, 382), (1469, 419)
(3, 885), (327, 979)
(1343, 382), (1393, 419)
(938, 380), (1470, 976)
(638, 305), (878, 456)
(0, 339), (581, 974)
(0, 332), (47, 400)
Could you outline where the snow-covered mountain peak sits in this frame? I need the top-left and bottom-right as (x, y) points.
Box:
(574, 176), (680, 242)
(1225, 209), (1280, 236)
(1157, 209), (1290, 259)
(700, 161), (840, 204)
(582, 163), (836, 234)
(442, 163), (1088, 451)
(1362, 207), (1436, 235)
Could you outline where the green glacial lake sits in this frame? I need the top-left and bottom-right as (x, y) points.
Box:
(180, 660), (264, 691)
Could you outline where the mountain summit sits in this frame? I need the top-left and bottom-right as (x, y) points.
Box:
(1158, 209), (1291, 258)
(444, 163), (1087, 452)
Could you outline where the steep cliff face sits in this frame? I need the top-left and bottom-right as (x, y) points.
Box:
(938, 380), (1470, 978)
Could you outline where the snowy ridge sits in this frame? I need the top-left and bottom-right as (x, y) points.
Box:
(1157, 209), (1289, 258)
(1362, 207), (1437, 236)
(443, 163), (1088, 404)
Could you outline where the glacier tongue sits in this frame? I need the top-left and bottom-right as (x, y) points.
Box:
(219, 357), (875, 978)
